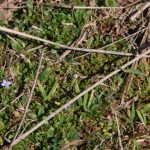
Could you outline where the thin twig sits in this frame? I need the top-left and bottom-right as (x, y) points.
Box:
(73, 52), (90, 60)
(56, 27), (88, 63)
(0, 4), (123, 9)
(25, 45), (44, 53)
(114, 112), (123, 150)
(61, 140), (85, 150)
(37, 1), (147, 9)
(9, 50), (45, 149)
(0, 92), (24, 113)
(10, 49), (150, 147)
(0, 26), (147, 56)
(121, 22), (150, 104)
(0, 1), (146, 9)
(55, 21), (96, 62)
(121, 62), (138, 105)
(70, 6), (124, 9)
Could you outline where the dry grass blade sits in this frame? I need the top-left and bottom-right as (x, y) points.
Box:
(10, 49), (150, 147)
(121, 61), (138, 105)
(40, 1), (146, 9)
(130, 2), (150, 21)
(121, 21), (150, 104)
(114, 112), (123, 150)
(61, 140), (85, 150)
(39, 2), (124, 9)
(0, 92), (24, 112)
(0, 26), (146, 56)
(9, 50), (45, 150)
(56, 26), (88, 63)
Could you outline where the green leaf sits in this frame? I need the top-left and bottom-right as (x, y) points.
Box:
(105, 0), (118, 7)
(58, 112), (64, 123)
(88, 90), (94, 109)
(83, 93), (88, 112)
(131, 103), (135, 122)
(37, 80), (58, 101)
(46, 80), (58, 101)
(87, 37), (94, 47)
(136, 110), (147, 125)
(37, 104), (45, 116)
(0, 137), (3, 145)
(0, 121), (4, 130)
(74, 80), (80, 94)
(28, 112), (37, 120)
(11, 40), (24, 51)
(67, 126), (77, 140)
(37, 81), (47, 101)
(78, 97), (83, 106)
(142, 103), (150, 113)
(39, 68), (51, 81)
(124, 69), (144, 76)
(26, 0), (33, 10)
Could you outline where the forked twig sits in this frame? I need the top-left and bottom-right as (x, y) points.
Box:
(10, 49), (150, 147)
(9, 50), (45, 150)
(0, 26), (148, 56)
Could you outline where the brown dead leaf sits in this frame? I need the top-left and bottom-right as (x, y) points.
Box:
(29, 143), (35, 150)
(0, 0), (22, 21)
(137, 139), (150, 148)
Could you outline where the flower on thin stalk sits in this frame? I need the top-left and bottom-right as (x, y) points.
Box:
(1, 80), (12, 88)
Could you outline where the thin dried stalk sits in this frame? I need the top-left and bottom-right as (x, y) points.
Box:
(0, 26), (147, 56)
(9, 50), (45, 149)
(130, 2), (150, 21)
(10, 49), (150, 147)
(0, 92), (24, 112)
(114, 112), (123, 150)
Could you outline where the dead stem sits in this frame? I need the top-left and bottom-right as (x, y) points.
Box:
(0, 26), (148, 56)
(114, 112), (123, 150)
(9, 50), (45, 150)
(10, 48), (150, 148)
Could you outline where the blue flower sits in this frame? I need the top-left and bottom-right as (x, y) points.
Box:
(1, 80), (12, 88)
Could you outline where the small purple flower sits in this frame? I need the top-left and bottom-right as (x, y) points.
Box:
(1, 80), (12, 88)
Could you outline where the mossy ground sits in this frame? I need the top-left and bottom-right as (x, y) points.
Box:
(0, 0), (150, 149)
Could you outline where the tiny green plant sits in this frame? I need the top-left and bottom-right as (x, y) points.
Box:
(37, 80), (58, 101)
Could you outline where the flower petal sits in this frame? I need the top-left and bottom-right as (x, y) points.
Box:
(6, 82), (12, 86)
(1, 83), (5, 86)
(1, 80), (12, 88)
(2, 80), (7, 84)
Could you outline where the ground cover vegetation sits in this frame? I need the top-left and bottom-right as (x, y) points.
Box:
(0, 0), (150, 149)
